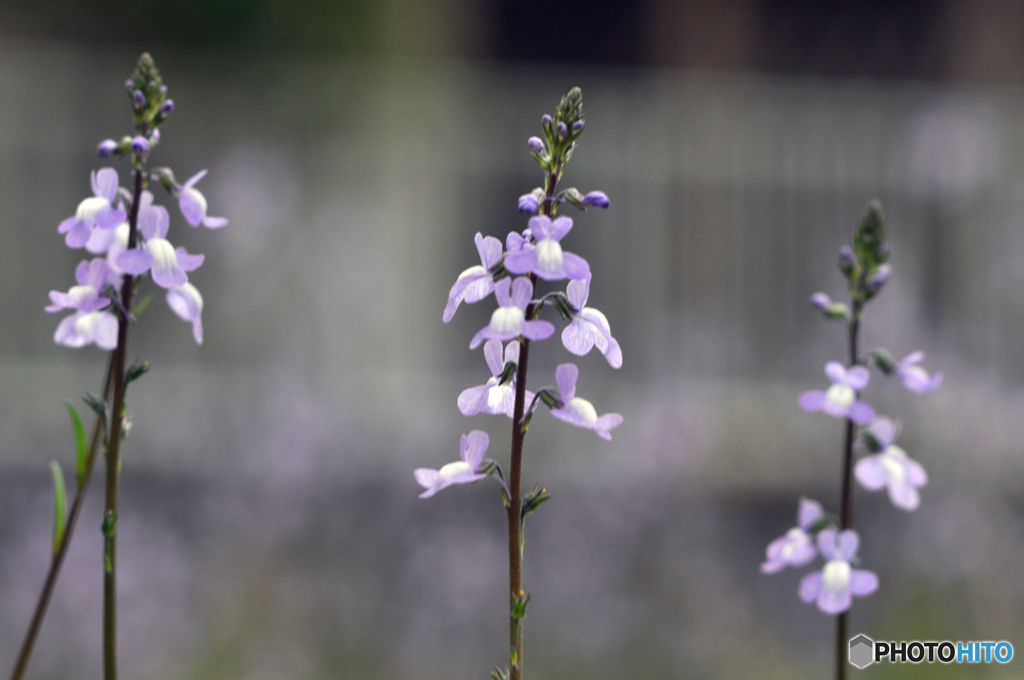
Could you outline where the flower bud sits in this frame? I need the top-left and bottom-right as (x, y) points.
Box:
(159, 84), (168, 96)
(838, 245), (856, 278)
(124, 79), (135, 91)
(132, 89), (145, 109)
(541, 114), (553, 126)
(527, 136), (544, 154)
(131, 135), (150, 156)
(97, 139), (118, 157)
(555, 122), (567, 139)
(149, 128), (161, 146)
(572, 120), (584, 132)
(810, 292), (831, 310)
(518, 193), (540, 214)
(157, 99), (174, 117)
(581, 190), (609, 209)
(864, 264), (890, 297)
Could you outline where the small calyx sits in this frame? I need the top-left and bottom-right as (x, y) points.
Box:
(865, 348), (896, 376)
(847, 200), (891, 305)
(520, 485), (551, 524)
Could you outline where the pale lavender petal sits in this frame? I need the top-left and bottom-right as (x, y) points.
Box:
(54, 314), (82, 347)
(475, 233), (503, 269)
(845, 366), (870, 390)
(868, 417), (897, 448)
(414, 468), (441, 497)
(798, 497), (824, 529)
(493, 277), (512, 308)
(528, 215), (553, 240)
(818, 587), (851, 615)
(521, 319), (554, 341)
(888, 481), (920, 511)
(798, 390), (826, 411)
(484, 339), (504, 377)
(848, 401), (875, 424)
(816, 528), (838, 561)
(549, 215), (573, 241)
(92, 312), (119, 350)
(510, 277), (533, 310)
(469, 326), (489, 349)
(202, 215), (228, 228)
(148, 239), (187, 289)
(566, 275), (590, 309)
(562, 319), (596, 356)
(175, 247), (205, 272)
(457, 385), (489, 416)
(837, 530), (859, 561)
(848, 569), (878, 596)
(825, 362), (846, 384)
(94, 204), (126, 230)
(550, 405), (591, 429)
(85, 221), (119, 254)
(561, 252), (590, 280)
(506, 231), (529, 253)
(93, 168), (119, 202)
(904, 457), (927, 487)
(855, 456), (887, 491)
(799, 572), (822, 603)
(601, 336), (623, 369)
(556, 363), (579, 402)
(58, 216), (77, 235)
(179, 187), (206, 226)
(443, 266), (487, 322)
(64, 220), (92, 248)
(462, 277), (495, 305)
(166, 283), (204, 344)
(462, 430), (489, 468)
(504, 340), (520, 365)
(85, 259), (109, 289)
(594, 413), (623, 439)
(116, 248), (154, 275)
(788, 540), (817, 567)
(75, 260), (92, 285)
(503, 249), (537, 275)
(182, 169), (208, 190)
(898, 351), (924, 368)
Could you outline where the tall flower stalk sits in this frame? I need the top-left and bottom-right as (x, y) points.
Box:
(9, 53), (226, 680)
(417, 88), (621, 680)
(762, 201), (941, 679)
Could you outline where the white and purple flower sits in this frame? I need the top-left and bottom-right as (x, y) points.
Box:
(414, 431), (490, 498)
(760, 497), (823, 573)
(549, 363), (623, 440)
(458, 339), (534, 417)
(175, 170), (228, 228)
(799, 528), (878, 614)
(47, 258), (118, 350)
(469, 277), (554, 349)
(561, 274), (622, 368)
(57, 168), (127, 248)
(504, 215), (590, 281)
(116, 202), (204, 289)
(895, 351), (943, 393)
(443, 232), (504, 322)
(167, 282), (204, 345)
(799, 362), (875, 424)
(855, 417), (927, 511)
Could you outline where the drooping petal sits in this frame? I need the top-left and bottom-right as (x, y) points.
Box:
(855, 456), (888, 491)
(593, 413), (624, 439)
(148, 239), (187, 288)
(166, 283), (204, 344)
(179, 186), (207, 226)
(817, 586), (851, 615)
(520, 319), (555, 341)
(414, 468), (442, 497)
(175, 247), (205, 272)
(887, 481), (920, 511)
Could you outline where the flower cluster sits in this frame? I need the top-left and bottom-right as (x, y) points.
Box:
(763, 201), (941, 616)
(47, 55), (226, 348)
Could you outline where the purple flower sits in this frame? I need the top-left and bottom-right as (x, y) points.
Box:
(167, 282), (204, 345)
(760, 497), (823, 573)
(581, 191), (609, 209)
(158, 99), (174, 117)
(174, 170), (228, 228)
(97, 139), (117, 157)
(53, 310), (119, 350)
(503, 216), (590, 281)
(116, 202), (204, 289)
(57, 168), (127, 248)
(811, 292), (831, 310)
(561, 274), (621, 368)
(414, 431), (489, 498)
(506, 228), (532, 254)
(518, 193), (540, 214)
(45, 258), (112, 314)
(799, 529), (878, 614)
(855, 417), (927, 511)
(131, 136), (150, 156)
(527, 136), (544, 154)
(895, 351), (942, 393)
(458, 339), (534, 417)
(442, 232), (503, 322)
(555, 122), (567, 139)
(799, 362), (875, 424)
(469, 277), (554, 349)
(549, 363), (623, 440)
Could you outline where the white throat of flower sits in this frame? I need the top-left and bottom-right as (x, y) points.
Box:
(536, 239), (564, 274)
(781, 528), (809, 561)
(825, 383), (855, 412)
(568, 397), (598, 426)
(438, 461), (471, 480)
(68, 285), (97, 305)
(822, 558), (851, 592)
(77, 196), (108, 222)
(490, 306), (525, 335)
(881, 445), (908, 483)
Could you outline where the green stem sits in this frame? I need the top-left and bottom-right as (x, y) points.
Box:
(8, 356), (114, 680)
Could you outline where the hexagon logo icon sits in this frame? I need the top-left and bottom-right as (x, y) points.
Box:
(849, 634), (875, 669)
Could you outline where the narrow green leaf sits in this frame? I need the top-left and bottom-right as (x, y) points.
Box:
(48, 461), (67, 557)
(133, 293), (153, 318)
(64, 401), (87, 489)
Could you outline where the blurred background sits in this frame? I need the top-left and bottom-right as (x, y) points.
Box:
(2, 1), (1024, 678)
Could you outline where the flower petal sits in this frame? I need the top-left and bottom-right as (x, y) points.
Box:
(462, 430), (489, 468)
(556, 363), (578, 402)
(798, 390), (826, 411)
(799, 571), (822, 603)
(848, 569), (879, 596)
(93, 168), (119, 202)
(798, 497), (823, 529)
(855, 456), (888, 491)
(561, 319), (596, 356)
(848, 401), (876, 424)
(825, 362), (846, 384)
(560, 252), (590, 280)
(457, 385), (489, 416)
(116, 247), (154, 275)
(521, 319), (554, 341)
(845, 366), (870, 390)
(483, 339), (505, 377)
(837, 530), (859, 561)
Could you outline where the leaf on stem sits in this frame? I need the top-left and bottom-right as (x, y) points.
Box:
(64, 401), (87, 489)
(48, 461), (67, 557)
